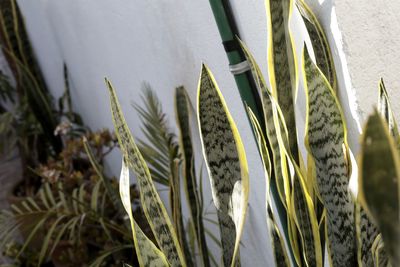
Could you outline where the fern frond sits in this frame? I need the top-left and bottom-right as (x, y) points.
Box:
(133, 84), (180, 186)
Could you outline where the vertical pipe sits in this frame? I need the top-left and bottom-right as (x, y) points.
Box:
(208, 0), (291, 262)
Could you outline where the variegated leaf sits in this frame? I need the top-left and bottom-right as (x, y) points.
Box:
(197, 65), (249, 267)
(359, 111), (400, 267)
(241, 40), (321, 267)
(296, 0), (337, 90)
(247, 107), (290, 267)
(119, 160), (169, 267)
(371, 235), (390, 267)
(303, 47), (355, 266)
(378, 79), (400, 150)
(106, 79), (186, 267)
(266, 0), (299, 161)
(169, 159), (193, 267)
(356, 203), (379, 267)
(175, 86), (210, 267)
(238, 38), (290, 210)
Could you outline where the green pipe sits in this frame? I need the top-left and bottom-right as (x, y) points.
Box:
(208, 0), (292, 262)
(208, 0), (263, 124)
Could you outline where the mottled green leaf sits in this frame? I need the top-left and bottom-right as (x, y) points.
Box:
(371, 235), (390, 267)
(197, 65), (249, 267)
(359, 111), (400, 267)
(119, 159), (168, 267)
(175, 86), (210, 267)
(238, 38), (290, 210)
(246, 107), (290, 267)
(106, 79), (186, 267)
(303, 47), (355, 266)
(296, 0), (337, 90)
(266, 0), (299, 161)
(169, 159), (193, 267)
(356, 203), (379, 267)
(241, 40), (321, 267)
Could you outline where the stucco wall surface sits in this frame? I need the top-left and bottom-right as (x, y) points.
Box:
(13, 0), (394, 265)
(334, 0), (400, 121)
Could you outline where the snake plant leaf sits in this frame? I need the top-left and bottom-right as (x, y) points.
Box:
(238, 38), (290, 210)
(119, 160), (169, 267)
(175, 86), (210, 267)
(197, 64), (249, 267)
(359, 111), (400, 267)
(356, 204), (379, 267)
(289, 167), (322, 267)
(378, 79), (400, 150)
(371, 235), (390, 267)
(246, 107), (290, 267)
(295, 0), (337, 91)
(274, 107), (323, 267)
(303, 47), (356, 266)
(240, 40), (322, 266)
(106, 79), (186, 267)
(170, 159), (194, 267)
(266, 0), (299, 162)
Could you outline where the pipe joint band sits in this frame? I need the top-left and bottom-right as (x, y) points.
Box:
(229, 60), (250, 75)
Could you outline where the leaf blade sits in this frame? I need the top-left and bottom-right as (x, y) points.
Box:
(197, 65), (249, 267)
(303, 47), (355, 266)
(359, 111), (400, 266)
(106, 79), (186, 267)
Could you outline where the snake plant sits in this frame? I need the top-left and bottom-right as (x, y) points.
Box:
(105, 0), (399, 266)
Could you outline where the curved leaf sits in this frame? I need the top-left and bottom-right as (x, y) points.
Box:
(356, 204), (379, 267)
(266, 0), (299, 161)
(359, 111), (400, 267)
(247, 107), (290, 267)
(197, 65), (249, 267)
(175, 86), (210, 267)
(241, 40), (322, 267)
(303, 47), (355, 266)
(296, 0), (337, 90)
(238, 38), (290, 211)
(106, 79), (186, 267)
(119, 159), (169, 267)
(378, 79), (400, 150)
(371, 234), (390, 267)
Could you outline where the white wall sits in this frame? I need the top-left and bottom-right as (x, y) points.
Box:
(334, 0), (400, 121)
(16, 0), (274, 265)
(15, 0), (390, 265)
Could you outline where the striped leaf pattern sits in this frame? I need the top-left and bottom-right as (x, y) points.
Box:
(238, 38), (290, 209)
(119, 160), (169, 267)
(247, 107), (290, 267)
(169, 159), (193, 267)
(356, 204), (379, 267)
(197, 65), (249, 267)
(240, 40), (321, 266)
(106, 79), (186, 267)
(371, 235), (390, 267)
(359, 111), (400, 267)
(296, 0), (337, 90)
(266, 0), (299, 161)
(303, 48), (355, 267)
(175, 86), (210, 267)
